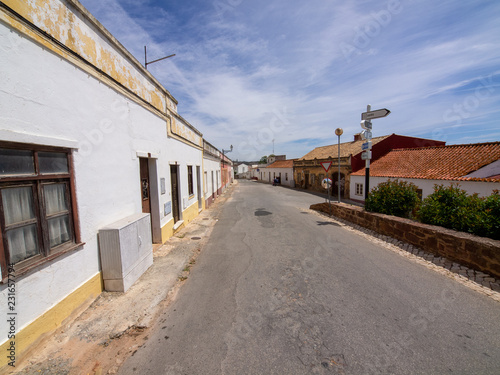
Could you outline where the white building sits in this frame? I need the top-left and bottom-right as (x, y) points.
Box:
(203, 140), (222, 208)
(350, 143), (500, 202)
(0, 0), (206, 366)
(235, 163), (249, 178)
(261, 160), (295, 187)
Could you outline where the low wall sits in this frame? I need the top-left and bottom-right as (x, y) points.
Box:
(310, 202), (500, 279)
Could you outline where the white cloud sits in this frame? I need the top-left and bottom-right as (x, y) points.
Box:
(80, 0), (500, 160)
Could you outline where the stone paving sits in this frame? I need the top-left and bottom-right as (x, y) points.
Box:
(311, 208), (500, 302)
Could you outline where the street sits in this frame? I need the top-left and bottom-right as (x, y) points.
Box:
(119, 180), (500, 374)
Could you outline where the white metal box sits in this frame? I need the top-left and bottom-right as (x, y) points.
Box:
(98, 213), (153, 292)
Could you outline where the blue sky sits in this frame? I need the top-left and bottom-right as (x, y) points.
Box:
(80, 0), (500, 161)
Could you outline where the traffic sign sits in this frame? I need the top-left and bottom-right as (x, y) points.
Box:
(361, 150), (372, 160)
(360, 120), (372, 130)
(321, 178), (332, 190)
(362, 141), (372, 150)
(320, 161), (332, 172)
(360, 130), (372, 140)
(361, 108), (390, 120)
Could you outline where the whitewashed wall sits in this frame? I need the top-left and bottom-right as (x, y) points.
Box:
(264, 167), (295, 187)
(203, 158), (221, 200)
(0, 19), (200, 345)
(350, 175), (500, 202)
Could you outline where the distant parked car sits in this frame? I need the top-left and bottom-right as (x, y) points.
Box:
(252, 177), (258, 180)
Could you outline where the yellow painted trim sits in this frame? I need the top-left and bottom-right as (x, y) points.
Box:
(0, 4), (168, 123)
(0, 273), (102, 369)
(160, 217), (176, 243)
(182, 200), (200, 226)
(159, 200), (201, 243)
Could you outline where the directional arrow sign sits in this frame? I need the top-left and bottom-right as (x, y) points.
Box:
(361, 108), (390, 120)
(321, 161), (332, 172)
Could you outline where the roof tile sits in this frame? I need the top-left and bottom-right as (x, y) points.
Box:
(351, 142), (500, 181)
(299, 135), (391, 160)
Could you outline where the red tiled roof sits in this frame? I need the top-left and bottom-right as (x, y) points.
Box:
(351, 142), (500, 181)
(299, 135), (391, 160)
(266, 160), (295, 168)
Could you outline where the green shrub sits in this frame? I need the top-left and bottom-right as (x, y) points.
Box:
(365, 179), (420, 218)
(483, 190), (500, 240)
(418, 185), (500, 240)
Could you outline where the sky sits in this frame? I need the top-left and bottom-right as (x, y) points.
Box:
(79, 0), (500, 161)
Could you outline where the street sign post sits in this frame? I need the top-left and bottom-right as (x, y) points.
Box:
(361, 108), (390, 120)
(361, 105), (391, 203)
(320, 161), (332, 173)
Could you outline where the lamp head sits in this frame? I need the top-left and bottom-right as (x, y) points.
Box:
(335, 128), (343, 136)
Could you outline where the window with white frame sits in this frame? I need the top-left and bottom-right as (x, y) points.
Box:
(0, 143), (81, 278)
(355, 183), (363, 196)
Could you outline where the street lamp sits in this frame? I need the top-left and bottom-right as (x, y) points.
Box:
(335, 128), (343, 203)
(222, 145), (233, 166)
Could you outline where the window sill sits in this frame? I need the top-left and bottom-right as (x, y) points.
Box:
(1, 242), (85, 283)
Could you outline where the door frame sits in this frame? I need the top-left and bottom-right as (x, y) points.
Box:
(170, 164), (180, 223)
(139, 156), (161, 243)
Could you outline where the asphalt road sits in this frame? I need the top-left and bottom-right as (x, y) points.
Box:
(119, 180), (500, 375)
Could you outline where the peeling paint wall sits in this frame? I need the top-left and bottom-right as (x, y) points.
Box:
(171, 114), (203, 148)
(0, 1), (206, 362)
(2, 0), (169, 114)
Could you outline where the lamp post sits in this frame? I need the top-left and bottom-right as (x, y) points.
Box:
(335, 128), (343, 203)
(222, 145), (233, 187)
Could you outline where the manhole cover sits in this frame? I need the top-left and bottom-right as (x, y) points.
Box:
(191, 237), (201, 240)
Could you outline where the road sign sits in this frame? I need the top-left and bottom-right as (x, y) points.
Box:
(320, 161), (332, 172)
(362, 141), (372, 150)
(360, 120), (372, 130)
(360, 130), (372, 140)
(321, 178), (332, 190)
(361, 108), (390, 120)
(361, 150), (372, 160)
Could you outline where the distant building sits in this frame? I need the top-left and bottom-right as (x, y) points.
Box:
(262, 160), (296, 187)
(294, 134), (445, 198)
(235, 163), (250, 179)
(350, 142), (500, 202)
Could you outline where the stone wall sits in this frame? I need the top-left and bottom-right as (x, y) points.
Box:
(310, 202), (500, 279)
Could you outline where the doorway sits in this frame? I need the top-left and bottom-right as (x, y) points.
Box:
(139, 158), (151, 214)
(170, 165), (180, 223)
(196, 166), (202, 210)
(331, 172), (345, 198)
(139, 157), (161, 243)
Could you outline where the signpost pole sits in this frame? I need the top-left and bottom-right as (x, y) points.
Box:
(328, 175), (331, 216)
(335, 128), (343, 203)
(364, 105), (370, 202)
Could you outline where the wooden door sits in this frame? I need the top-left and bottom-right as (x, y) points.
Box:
(139, 158), (151, 214)
(170, 165), (180, 223)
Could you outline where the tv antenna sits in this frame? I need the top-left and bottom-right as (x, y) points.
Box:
(144, 46), (176, 70)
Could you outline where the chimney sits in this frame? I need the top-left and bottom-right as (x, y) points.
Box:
(354, 133), (362, 141)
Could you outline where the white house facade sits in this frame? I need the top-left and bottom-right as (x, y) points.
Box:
(262, 160), (295, 187)
(0, 0), (206, 367)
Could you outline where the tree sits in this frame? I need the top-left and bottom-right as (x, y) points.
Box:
(259, 155), (268, 164)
